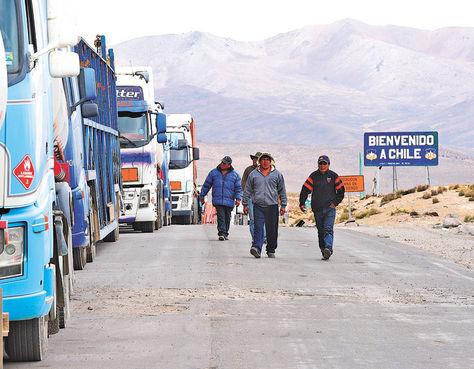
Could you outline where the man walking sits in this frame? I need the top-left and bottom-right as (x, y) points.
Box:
(243, 153), (287, 258)
(200, 156), (242, 241)
(241, 152), (263, 244)
(299, 155), (345, 260)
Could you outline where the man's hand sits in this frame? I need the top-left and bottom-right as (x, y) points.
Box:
(199, 197), (205, 205)
(280, 207), (286, 216)
(235, 199), (241, 206)
(329, 203), (336, 208)
(299, 204), (307, 212)
(243, 205), (249, 215)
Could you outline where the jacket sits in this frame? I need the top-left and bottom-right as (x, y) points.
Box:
(200, 166), (242, 207)
(243, 166), (287, 207)
(299, 169), (345, 211)
(241, 164), (256, 190)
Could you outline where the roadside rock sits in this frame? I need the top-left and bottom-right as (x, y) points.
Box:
(443, 215), (462, 228)
(460, 224), (474, 236)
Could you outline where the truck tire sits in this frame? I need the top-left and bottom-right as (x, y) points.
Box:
(86, 242), (96, 263)
(142, 221), (155, 233)
(48, 307), (60, 335)
(6, 316), (48, 362)
(73, 247), (87, 270)
(182, 214), (192, 225)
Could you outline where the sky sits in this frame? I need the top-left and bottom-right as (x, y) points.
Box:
(66, 0), (474, 45)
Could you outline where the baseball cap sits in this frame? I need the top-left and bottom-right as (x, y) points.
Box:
(221, 156), (232, 164)
(318, 155), (330, 164)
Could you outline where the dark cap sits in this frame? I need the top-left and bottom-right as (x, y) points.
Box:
(318, 155), (330, 164)
(250, 151), (262, 160)
(221, 156), (232, 164)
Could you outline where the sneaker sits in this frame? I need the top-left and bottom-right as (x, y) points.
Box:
(218, 235), (225, 241)
(250, 247), (261, 258)
(322, 248), (332, 260)
(224, 235), (229, 240)
(267, 252), (275, 258)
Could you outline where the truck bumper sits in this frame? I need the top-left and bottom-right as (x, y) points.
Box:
(172, 210), (193, 217)
(3, 265), (55, 321)
(120, 187), (157, 223)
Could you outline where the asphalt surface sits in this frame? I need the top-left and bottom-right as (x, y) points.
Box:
(6, 224), (474, 369)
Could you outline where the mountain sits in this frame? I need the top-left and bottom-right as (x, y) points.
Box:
(113, 19), (474, 152)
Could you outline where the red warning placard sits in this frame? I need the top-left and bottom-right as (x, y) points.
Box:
(13, 155), (35, 190)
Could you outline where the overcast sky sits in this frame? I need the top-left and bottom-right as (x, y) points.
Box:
(66, 0), (474, 45)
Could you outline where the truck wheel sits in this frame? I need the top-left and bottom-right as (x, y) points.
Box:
(86, 242), (96, 263)
(6, 316), (48, 361)
(59, 272), (70, 329)
(142, 221), (155, 233)
(48, 307), (60, 335)
(73, 247), (87, 270)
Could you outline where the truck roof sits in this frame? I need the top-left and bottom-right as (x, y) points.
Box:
(166, 114), (193, 127)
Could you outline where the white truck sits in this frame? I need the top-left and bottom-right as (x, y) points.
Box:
(116, 67), (167, 232)
(166, 114), (200, 224)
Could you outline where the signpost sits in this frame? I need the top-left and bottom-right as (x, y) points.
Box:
(340, 175), (365, 224)
(364, 131), (439, 190)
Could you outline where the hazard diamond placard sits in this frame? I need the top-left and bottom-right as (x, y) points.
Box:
(13, 155), (35, 190)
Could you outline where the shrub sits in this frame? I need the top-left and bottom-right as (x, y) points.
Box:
(422, 192), (432, 199)
(416, 184), (429, 192)
(355, 208), (380, 219)
(401, 187), (416, 195)
(459, 190), (465, 196)
(410, 211), (420, 217)
(380, 192), (401, 206)
(432, 197), (439, 204)
(464, 189), (474, 198)
(337, 212), (349, 223)
(430, 189), (438, 196)
(438, 186), (447, 193)
(449, 184), (459, 190)
(464, 215), (474, 222)
(469, 197), (474, 202)
(391, 208), (410, 216)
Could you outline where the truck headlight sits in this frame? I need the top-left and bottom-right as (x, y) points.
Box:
(181, 194), (189, 207)
(139, 189), (150, 207)
(0, 226), (25, 278)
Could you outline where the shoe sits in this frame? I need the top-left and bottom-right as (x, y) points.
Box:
(322, 248), (332, 260)
(218, 235), (225, 241)
(224, 235), (229, 240)
(267, 252), (275, 258)
(250, 247), (261, 258)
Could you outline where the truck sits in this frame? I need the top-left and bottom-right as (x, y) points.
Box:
(59, 36), (122, 271)
(116, 67), (168, 232)
(166, 114), (200, 224)
(0, 0), (84, 360)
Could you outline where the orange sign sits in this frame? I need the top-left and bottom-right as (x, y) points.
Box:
(121, 168), (138, 182)
(339, 175), (365, 193)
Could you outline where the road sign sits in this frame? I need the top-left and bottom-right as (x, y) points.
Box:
(364, 131), (438, 166)
(340, 175), (364, 193)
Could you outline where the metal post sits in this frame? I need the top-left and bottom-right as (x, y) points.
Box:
(426, 166), (431, 186)
(359, 152), (365, 199)
(392, 167), (398, 192)
(376, 167), (381, 196)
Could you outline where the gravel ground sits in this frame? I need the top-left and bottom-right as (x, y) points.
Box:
(343, 223), (474, 269)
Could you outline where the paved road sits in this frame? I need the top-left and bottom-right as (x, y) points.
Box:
(6, 224), (474, 369)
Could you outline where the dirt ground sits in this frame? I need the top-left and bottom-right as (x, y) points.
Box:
(287, 185), (474, 269)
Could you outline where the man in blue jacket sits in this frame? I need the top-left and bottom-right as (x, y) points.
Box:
(200, 156), (243, 241)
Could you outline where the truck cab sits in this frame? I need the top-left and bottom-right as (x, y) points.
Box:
(166, 114), (200, 224)
(1, 0), (81, 360)
(116, 67), (167, 232)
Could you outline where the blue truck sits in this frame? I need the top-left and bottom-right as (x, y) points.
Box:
(61, 36), (121, 270)
(0, 1), (121, 361)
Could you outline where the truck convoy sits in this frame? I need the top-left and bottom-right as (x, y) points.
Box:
(116, 67), (169, 232)
(166, 114), (200, 224)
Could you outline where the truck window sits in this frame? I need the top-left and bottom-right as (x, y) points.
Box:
(169, 147), (190, 169)
(118, 111), (150, 147)
(0, 0), (22, 77)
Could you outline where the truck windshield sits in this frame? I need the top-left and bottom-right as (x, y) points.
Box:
(118, 112), (150, 148)
(0, 0), (21, 75)
(169, 148), (189, 169)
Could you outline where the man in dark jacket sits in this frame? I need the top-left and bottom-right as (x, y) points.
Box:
(200, 156), (242, 241)
(243, 153), (287, 258)
(299, 155), (345, 260)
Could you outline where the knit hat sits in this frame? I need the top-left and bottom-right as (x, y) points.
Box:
(221, 156), (232, 164)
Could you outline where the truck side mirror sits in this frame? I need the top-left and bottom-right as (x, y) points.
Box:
(78, 68), (97, 101)
(49, 50), (80, 78)
(157, 133), (167, 144)
(193, 147), (200, 161)
(156, 112), (166, 134)
(81, 102), (99, 118)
